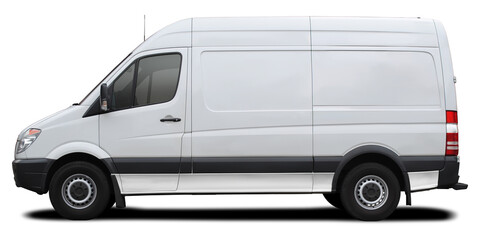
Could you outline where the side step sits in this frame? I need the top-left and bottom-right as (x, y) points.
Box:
(452, 182), (468, 190)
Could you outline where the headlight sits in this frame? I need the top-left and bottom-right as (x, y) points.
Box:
(16, 128), (41, 153)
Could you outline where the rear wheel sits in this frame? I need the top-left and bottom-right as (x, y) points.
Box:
(340, 163), (400, 221)
(108, 196), (116, 209)
(49, 161), (112, 220)
(323, 193), (343, 209)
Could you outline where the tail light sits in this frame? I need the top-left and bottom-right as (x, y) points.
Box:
(446, 111), (458, 156)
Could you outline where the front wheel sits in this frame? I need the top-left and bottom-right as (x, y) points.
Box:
(340, 163), (400, 221)
(49, 161), (112, 220)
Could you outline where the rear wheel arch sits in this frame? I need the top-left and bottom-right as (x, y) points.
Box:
(332, 146), (408, 194)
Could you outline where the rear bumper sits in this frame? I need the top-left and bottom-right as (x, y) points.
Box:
(12, 159), (53, 194)
(437, 156), (467, 190)
(406, 156), (467, 192)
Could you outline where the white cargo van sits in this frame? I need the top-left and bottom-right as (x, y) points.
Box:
(12, 17), (467, 220)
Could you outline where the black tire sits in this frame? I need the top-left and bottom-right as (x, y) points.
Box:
(49, 161), (112, 220)
(323, 193), (343, 209)
(340, 163), (400, 221)
(108, 196), (116, 209)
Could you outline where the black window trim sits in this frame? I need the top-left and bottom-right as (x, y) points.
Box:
(79, 52), (132, 105)
(83, 52), (183, 118)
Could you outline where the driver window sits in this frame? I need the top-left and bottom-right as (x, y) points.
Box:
(134, 54), (181, 107)
(109, 53), (181, 111)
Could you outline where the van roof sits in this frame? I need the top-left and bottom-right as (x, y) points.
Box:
(133, 17), (440, 53)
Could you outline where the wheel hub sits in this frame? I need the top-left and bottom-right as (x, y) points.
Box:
(354, 175), (389, 210)
(362, 182), (381, 201)
(61, 174), (97, 209)
(69, 180), (90, 200)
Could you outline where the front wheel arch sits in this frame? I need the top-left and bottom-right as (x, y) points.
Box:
(45, 153), (116, 194)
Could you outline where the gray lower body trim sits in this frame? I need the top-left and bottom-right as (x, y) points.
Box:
(114, 174), (179, 194)
(114, 173), (335, 195)
(408, 170), (439, 191)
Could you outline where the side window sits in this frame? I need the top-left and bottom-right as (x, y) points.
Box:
(112, 64), (135, 110)
(134, 54), (181, 106)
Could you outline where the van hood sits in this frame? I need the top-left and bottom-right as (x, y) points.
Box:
(18, 106), (89, 140)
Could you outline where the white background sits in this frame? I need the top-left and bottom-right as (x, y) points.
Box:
(0, 0), (478, 239)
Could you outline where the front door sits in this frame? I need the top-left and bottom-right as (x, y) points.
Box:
(100, 49), (187, 194)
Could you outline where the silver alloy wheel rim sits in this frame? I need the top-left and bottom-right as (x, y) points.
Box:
(354, 175), (388, 210)
(61, 174), (97, 209)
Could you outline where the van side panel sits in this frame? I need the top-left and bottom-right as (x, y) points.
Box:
(191, 49), (313, 158)
(187, 48), (314, 192)
(188, 18), (314, 191)
(312, 49), (446, 157)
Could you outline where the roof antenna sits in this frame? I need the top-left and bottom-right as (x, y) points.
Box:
(143, 14), (146, 41)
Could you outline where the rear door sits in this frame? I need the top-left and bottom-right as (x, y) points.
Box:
(100, 48), (188, 194)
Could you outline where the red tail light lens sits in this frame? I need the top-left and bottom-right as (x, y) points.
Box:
(446, 111), (458, 123)
(446, 111), (458, 156)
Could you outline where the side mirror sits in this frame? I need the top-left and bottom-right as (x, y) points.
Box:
(100, 83), (109, 112)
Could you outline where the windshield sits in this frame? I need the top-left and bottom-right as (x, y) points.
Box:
(79, 52), (132, 105)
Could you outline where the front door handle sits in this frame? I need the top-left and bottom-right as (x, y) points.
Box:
(160, 117), (181, 122)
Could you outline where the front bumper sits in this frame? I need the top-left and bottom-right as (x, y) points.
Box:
(437, 156), (468, 190)
(12, 159), (54, 194)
